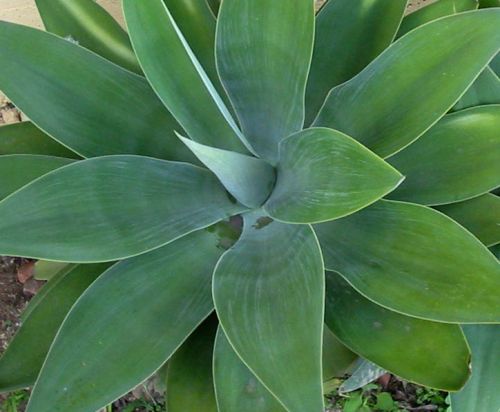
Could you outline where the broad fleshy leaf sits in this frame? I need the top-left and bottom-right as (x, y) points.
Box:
(0, 155), (74, 200)
(123, 0), (248, 153)
(314, 10), (500, 158)
(264, 128), (403, 224)
(315, 200), (500, 323)
(339, 359), (386, 394)
(35, 0), (141, 73)
(436, 194), (500, 247)
(216, 0), (315, 162)
(213, 211), (325, 412)
(179, 136), (276, 208)
(322, 328), (357, 381)
(206, 0), (220, 16)
(387, 105), (500, 205)
(0, 22), (191, 161)
(305, 0), (407, 124)
(397, 0), (478, 38)
(163, 0), (221, 91)
(0, 156), (246, 262)
(450, 325), (500, 412)
(32, 260), (75, 281)
(453, 67), (500, 111)
(325, 272), (471, 391)
(213, 327), (286, 412)
(27, 229), (226, 412)
(0, 264), (109, 392)
(167, 317), (218, 412)
(0, 122), (78, 158)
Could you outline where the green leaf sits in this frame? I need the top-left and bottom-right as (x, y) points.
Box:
(0, 155), (74, 200)
(397, 0), (478, 38)
(163, 0), (221, 91)
(315, 200), (500, 323)
(479, 0), (500, 7)
(453, 67), (500, 111)
(32, 260), (75, 281)
(314, 10), (500, 158)
(178, 136), (276, 208)
(34, 0), (141, 73)
(322, 328), (357, 381)
(339, 359), (386, 394)
(325, 272), (471, 391)
(305, 0), (407, 124)
(205, 0), (220, 16)
(450, 325), (500, 412)
(216, 0), (315, 163)
(0, 263), (109, 392)
(167, 317), (218, 412)
(436, 194), (500, 247)
(213, 327), (286, 412)
(213, 211), (325, 412)
(0, 156), (246, 262)
(0, 22), (191, 161)
(264, 128), (403, 224)
(387, 105), (500, 205)
(27, 228), (225, 412)
(0, 122), (78, 158)
(122, 0), (248, 154)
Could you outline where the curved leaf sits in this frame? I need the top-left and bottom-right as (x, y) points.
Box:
(0, 22), (191, 161)
(322, 328), (357, 381)
(314, 10), (500, 158)
(123, 0), (248, 153)
(305, 0), (407, 124)
(436, 194), (500, 247)
(453, 67), (500, 111)
(163, 0), (221, 89)
(167, 317), (218, 412)
(387, 105), (500, 205)
(0, 156), (246, 262)
(27, 229), (225, 412)
(325, 272), (471, 391)
(339, 359), (386, 394)
(0, 155), (74, 200)
(32, 260), (74, 282)
(35, 0), (141, 73)
(315, 200), (500, 323)
(397, 0), (478, 38)
(213, 327), (286, 412)
(450, 325), (500, 412)
(0, 122), (78, 158)
(179, 136), (276, 208)
(216, 0), (315, 163)
(213, 211), (325, 412)
(264, 128), (403, 224)
(0, 264), (109, 392)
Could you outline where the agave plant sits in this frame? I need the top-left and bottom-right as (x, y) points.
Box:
(0, 0), (499, 411)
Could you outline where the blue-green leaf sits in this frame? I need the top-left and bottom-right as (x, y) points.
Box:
(314, 10), (500, 158)
(35, 0), (141, 73)
(123, 0), (249, 153)
(216, 0), (315, 163)
(264, 128), (403, 223)
(0, 156), (246, 262)
(0, 22), (191, 161)
(213, 211), (325, 412)
(179, 136), (275, 208)
(315, 200), (500, 323)
(0, 155), (74, 200)
(27, 229), (225, 412)
(387, 105), (500, 205)
(325, 272), (470, 391)
(305, 0), (407, 124)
